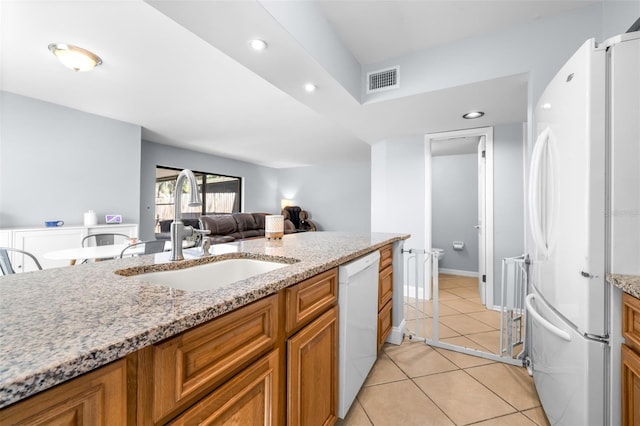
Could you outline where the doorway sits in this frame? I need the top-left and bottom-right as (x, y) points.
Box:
(426, 127), (493, 309)
(403, 127), (526, 365)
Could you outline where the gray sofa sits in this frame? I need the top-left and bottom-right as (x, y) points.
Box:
(199, 212), (295, 244)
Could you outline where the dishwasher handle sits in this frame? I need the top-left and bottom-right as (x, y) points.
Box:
(525, 294), (571, 342)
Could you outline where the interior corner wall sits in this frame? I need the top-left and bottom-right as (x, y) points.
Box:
(371, 136), (426, 249)
(602, 2), (640, 40)
(140, 141), (279, 240)
(492, 123), (525, 304)
(431, 153), (479, 273)
(276, 158), (371, 232)
(0, 91), (141, 228)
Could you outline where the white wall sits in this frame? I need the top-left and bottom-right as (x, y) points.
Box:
(363, 2), (638, 106)
(0, 92), (141, 228)
(371, 136), (425, 248)
(257, 0), (361, 102)
(603, 3), (640, 40)
(0, 92), (369, 239)
(277, 157), (371, 232)
(140, 141), (279, 240)
(371, 124), (524, 285)
(493, 123), (525, 302)
(370, 2), (635, 276)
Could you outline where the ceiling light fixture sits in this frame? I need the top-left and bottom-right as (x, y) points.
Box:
(48, 43), (102, 72)
(304, 83), (316, 93)
(462, 111), (484, 119)
(249, 39), (267, 51)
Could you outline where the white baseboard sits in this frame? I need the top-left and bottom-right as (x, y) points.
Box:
(385, 319), (405, 346)
(491, 304), (525, 314)
(439, 268), (479, 278)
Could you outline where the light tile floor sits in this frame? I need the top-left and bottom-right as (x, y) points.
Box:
(337, 275), (549, 426)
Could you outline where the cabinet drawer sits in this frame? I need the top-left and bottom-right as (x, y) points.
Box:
(378, 300), (392, 351)
(379, 244), (393, 271)
(286, 268), (338, 335)
(169, 349), (280, 426)
(622, 293), (640, 352)
(379, 265), (393, 309)
(146, 294), (278, 423)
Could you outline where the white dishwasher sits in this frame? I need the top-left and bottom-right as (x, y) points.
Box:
(338, 250), (380, 418)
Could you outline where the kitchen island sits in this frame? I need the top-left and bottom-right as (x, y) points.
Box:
(0, 231), (408, 422)
(608, 273), (640, 299)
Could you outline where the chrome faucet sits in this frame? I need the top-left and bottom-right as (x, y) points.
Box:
(170, 169), (201, 261)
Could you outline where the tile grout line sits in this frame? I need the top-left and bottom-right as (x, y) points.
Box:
(381, 341), (460, 426)
(352, 273), (546, 426)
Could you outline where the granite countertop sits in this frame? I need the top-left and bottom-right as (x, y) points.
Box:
(608, 273), (640, 299)
(0, 231), (408, 409)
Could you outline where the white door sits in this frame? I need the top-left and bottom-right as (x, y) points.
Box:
(477, 136), (486, 304)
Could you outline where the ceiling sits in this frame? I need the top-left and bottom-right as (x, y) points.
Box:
(0, 0), (596, 168)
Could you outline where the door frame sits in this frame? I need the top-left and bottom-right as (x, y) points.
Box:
(424, 126), (494, 308)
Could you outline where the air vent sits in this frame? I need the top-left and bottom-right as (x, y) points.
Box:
(367, 66), (399, 93)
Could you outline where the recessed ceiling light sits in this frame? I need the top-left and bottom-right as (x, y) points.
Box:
(249, 39), (267, 51)
(462, 111), (484, 119)
(48, 43), (102, 72)
(542, 103), (552, 110)
(304, 83), (316, 93)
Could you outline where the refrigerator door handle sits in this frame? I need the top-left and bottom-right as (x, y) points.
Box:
(525, 294), (571, 342)
(528, 127), (558, 258)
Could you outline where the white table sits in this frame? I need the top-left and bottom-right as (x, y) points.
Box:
(44, 244), (134, 265)
(44, 241), (195, 265)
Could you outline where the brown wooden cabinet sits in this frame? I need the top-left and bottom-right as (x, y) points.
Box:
(622, 345), (640, 426)
(0, 357), (133, 425)
(287, 305), (339, 426)
(622, 292), (640, 425)
(378, 244), (393, 351)
(137, 293), (279, 425)
(0, 267), (343, 426)
(286, 268), (339, 426)
(169, 349), (280, 425)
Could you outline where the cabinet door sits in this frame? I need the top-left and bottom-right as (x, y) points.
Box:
(13, 228), (84, 270)
(378, 265), (393, 308)
(287, 305), (338, 426)
(0, 230), (11, 247)
(378, 299), (393, 351)
(622, 344), (640, 426)
(379, 244), (393, 270)
(169, 349), (280, 426)
(0, 359), (130, 425)
(141, 294), (278, 424)
(623, 293), (640, 351)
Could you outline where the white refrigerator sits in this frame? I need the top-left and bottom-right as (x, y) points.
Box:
(526, 32), (640, 425)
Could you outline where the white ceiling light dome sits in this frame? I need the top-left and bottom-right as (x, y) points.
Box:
(462, 111), (484, 119)
(48, 43), (102, 72)
(249, 39), (268, 51)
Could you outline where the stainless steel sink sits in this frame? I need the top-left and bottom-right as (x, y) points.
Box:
(125, 258), (289, 291)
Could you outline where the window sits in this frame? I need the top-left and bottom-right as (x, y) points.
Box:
(155, 166), (241, 232)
